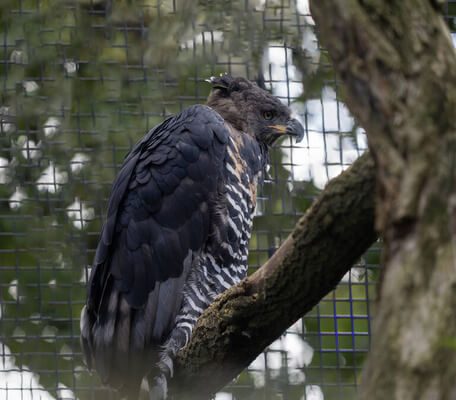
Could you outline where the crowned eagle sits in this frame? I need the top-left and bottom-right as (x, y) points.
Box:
(80, 75), (304, 399)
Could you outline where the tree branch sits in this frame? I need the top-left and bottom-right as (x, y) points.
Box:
(170, 152), (377, 398)
(310, 1), (456, 399)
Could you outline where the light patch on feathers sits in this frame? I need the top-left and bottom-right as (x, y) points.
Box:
(102, 287), (119, 344)
(220, 242), (242, 261)
(227, 217), (243, 241)
(130, 310), (146, 355)
(236, 175), (253, 197)
(174, 322), (192, 344)
(80, 305), (92, 369)
(186, 296), (205, 314)
(189, 281), (210, 304)
(204, 253), (241, 288)
(195, 263), (219, 295)
(226, 162), (240, 180)
(142, 287), (160, 344)
(115, 296), (131, 353)
(175, 314), (197, 324)
(227, 124), (250, 150)
(175, 320), (194, 331)
(249, 174), (259, 206)
(226, 192), (246, 217)
(91, 286), (120, 383)
(227, 184), (249, 211)
(210, 268), (233, 289)
(80, 306), (89, 338)
(159, 351), (174, 378)
(227, 145), (245, 177)
(205, 253), (222, 273)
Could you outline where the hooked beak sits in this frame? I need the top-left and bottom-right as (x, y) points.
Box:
(286, 118), (304, 143)
(269, 118), (304, 143)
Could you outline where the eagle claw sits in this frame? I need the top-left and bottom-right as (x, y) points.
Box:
(148, 374), (168, 400)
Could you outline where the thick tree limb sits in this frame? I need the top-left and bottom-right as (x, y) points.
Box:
(310, 1), (456, 399)
(170, 152), (377, 398)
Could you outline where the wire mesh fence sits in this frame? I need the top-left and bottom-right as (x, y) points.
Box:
(0, 1), (454, 399)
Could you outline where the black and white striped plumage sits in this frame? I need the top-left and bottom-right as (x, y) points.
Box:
(80, 75), (304, 399)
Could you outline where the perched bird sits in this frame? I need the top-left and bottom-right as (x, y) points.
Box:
(80, 75), (304, 399)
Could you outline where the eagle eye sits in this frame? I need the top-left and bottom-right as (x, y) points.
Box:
(263, 110), (274, 120)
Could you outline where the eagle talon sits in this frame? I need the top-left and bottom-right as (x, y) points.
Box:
(148, 374), (168, 400)
(158, 351), (174, 379)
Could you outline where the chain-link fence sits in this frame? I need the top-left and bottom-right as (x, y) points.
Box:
(0, 1), (455, 399)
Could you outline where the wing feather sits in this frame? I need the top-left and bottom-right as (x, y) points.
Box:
(87, 105), (228, 327)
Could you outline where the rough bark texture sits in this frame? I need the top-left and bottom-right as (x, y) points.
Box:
(169, 152), (377, 398)
(310, 1), (456, 399)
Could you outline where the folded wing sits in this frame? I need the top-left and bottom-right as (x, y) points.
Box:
(81, 105), (229, 390)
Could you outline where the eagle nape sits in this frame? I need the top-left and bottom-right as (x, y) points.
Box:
(80, 75), (304, 399)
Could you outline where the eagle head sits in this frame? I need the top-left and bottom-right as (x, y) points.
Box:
(206, 75), (304, 146)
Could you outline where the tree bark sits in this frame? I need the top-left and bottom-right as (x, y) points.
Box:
(310, 1), (456, 399)
(170, 152), (377, 398)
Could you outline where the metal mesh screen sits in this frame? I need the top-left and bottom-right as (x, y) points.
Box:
(0, 1), (454, 399)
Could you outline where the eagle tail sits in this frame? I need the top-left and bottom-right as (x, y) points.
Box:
(80, 281), (150, 399)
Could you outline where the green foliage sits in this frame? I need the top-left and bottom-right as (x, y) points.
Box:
(0, 1), (383, 399)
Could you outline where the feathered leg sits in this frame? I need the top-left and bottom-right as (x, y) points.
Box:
(147, 270), (212, 399)
(147, 317), (196, 399)
(147, 255), (235, 399)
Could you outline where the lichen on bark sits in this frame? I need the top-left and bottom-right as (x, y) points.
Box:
(310, 1), (456, 399)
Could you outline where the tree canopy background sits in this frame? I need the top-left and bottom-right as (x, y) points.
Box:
(0, 1), (454, 399)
